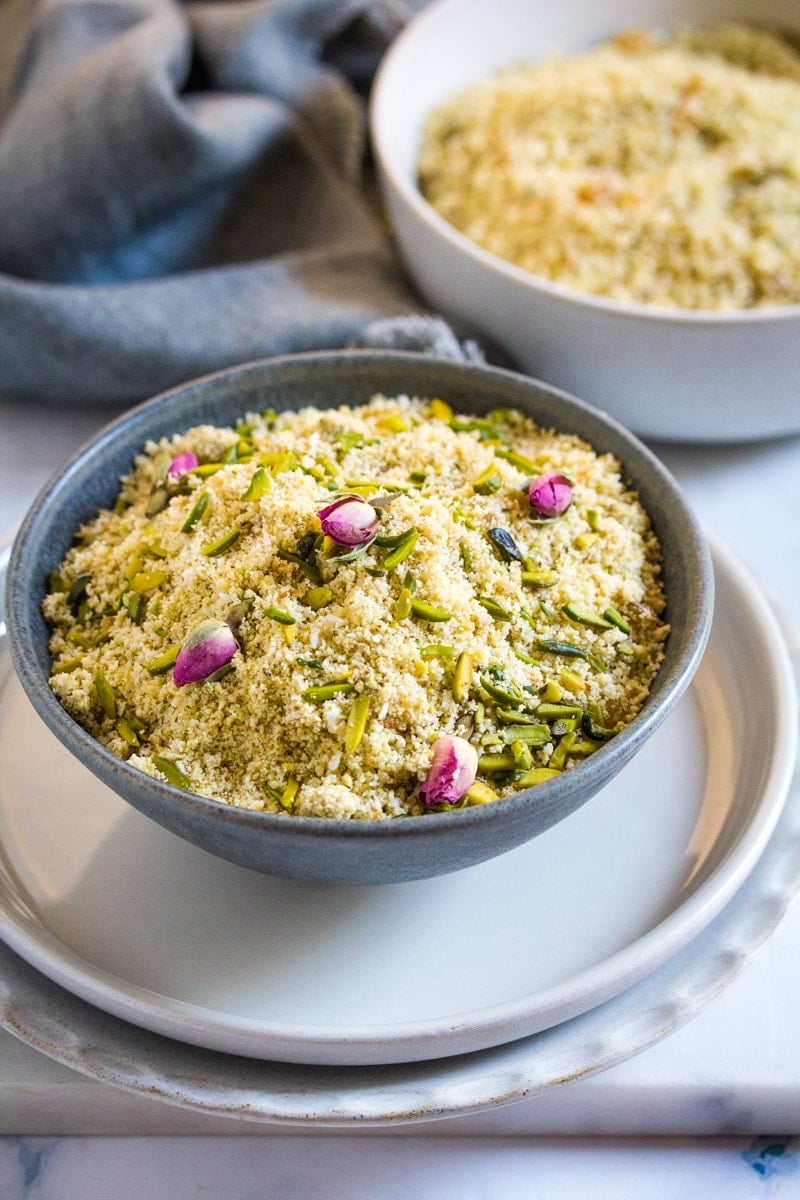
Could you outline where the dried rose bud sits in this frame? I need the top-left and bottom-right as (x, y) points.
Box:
(173, 619), (237, 687)
(528, 473), (573, 520)
(317, 495), (379, 547)
(166, 452), (198, 487)
(419, 735), (478, 808)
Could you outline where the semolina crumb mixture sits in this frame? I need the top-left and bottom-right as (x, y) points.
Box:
(419, 24), (800, 310)
(43, 397), (668, 819)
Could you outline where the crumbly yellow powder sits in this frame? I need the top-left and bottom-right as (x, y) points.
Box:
(43, 397), (668, 819)
(418, 24), (800, 310)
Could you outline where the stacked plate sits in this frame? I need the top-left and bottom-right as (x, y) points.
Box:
(0, 536), (797, 1126)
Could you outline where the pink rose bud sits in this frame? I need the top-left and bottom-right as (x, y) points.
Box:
(173, 619), (237, 686)
(419, 735), (478, 808)
(528, 473), (573, 519)
(317, 495), (379, 547)
(166, 452), (198, 486)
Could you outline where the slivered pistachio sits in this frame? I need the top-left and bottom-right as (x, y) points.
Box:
(375, 530), (413, 548)
(536, 702), (583, 719)
(52, 655), (84, 674)
(487, 528), (522, 563)
(511, 741), (534, 770)
(615, 642), (636, 659)
(385, 415), (409, 433)
(472, 465), (503, 495)
(604, 606), (632, 634)
(552, 717), (579, 737)
(459, 542), (472, 571)
(541, 680), (563, 702)
(265, 607), (296, 625)
(296, 658), (324, 670)
(403, 571), (416, 593)
(581, 712), (616, 741)
(537, 639), (588, 659)
(271, 451), (299, 474)
(420, 644), (455, 660)
(365, 567), (385, 578)
(225, 598), (254, 640)
(283, 624), (297, 646)
(303, 586), (333, 610)
(181, 491), (210, 532)
(125, 592), (146, 624)
(479, 674), (526, 708)
(383, 529), (419, 569)
(575, 532), (600, 550)
(241, 467), (271, 501)
(495, 447), (538, 473)
(477, 751), (517, 772)
(502, 724), (551, 746)
(409, 598), (452, 622)
(409, 470), (427, 483)
(190, 462), (225, 478)
(452, 650), (472, 702)
(328, 540), (375, 564)
(94, 673), (117, 720)
(395, 586), (413, 619)
(548, 731), (577, 770)
(277, 548), (324, 586)
(303, 681), (355, 703)
(145, 645), (179, 674)
(513, 647), (538, 665)
(130, 570), (169, 594)
(521, 567), (558, 588)
(115, 717), (140, 748)
(144, 541), (168, 559)
(152, 755), (192, 790)
(66, 629), (93, 649)
(48, 570), (67, 593)
(344, 694), (371, 753)
(496, 708), (540, 725)
(586, 508), (600, 531)
(562, 603), (614, 630)
(477, 596), (512, 621)
(465, 781), (499, 805)
(560, 667), (585, 693)
(66, 573), (91, 613)
(202, 527), (241, 557)
(590, 653), (609, 674)
(279, 778), (299, 810)
(519, 767), (561, 787)
(145, 486), (169, 517)
(451, 417), (504, 441)
(539, 599), (556, 619)
(568, 739), (603, 758)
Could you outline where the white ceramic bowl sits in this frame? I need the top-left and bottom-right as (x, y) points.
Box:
(371, 0), (800, 443)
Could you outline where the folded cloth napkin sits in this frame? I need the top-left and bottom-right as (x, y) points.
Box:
(0, 0), (476, 406)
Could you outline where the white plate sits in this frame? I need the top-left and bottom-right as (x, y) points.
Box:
(0, 537), (795, 1067)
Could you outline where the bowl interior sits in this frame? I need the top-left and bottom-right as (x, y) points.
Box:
(5, 353), (712, 880)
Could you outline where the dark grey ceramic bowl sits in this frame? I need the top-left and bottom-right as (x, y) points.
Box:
(6, 351), (713, 885)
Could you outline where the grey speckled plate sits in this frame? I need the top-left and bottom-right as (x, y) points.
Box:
(0, 539), (797, 1120)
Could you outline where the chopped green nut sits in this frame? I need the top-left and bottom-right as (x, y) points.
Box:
(130, 570), (169, 594)
(241, 467), (272, 501)
(265, 606), (296, 625)
(420, 644), (455, 660)
(52, 655), (84, 674)
(303, 681), (355, 703)
(452, 650), (473, 702)
(472, 465), (503, 495)
(519, 767), (561, 787)
(537, 639), (589, 659)
(144, 645), (179, 674)
(66, 573), (91, 612)
(296, 658), (324, 670)
(495, 447), (538, 473)
(477, 751), (518, 772)
(153, 755), (192, 790)
(548, 731), (577, 770)
(202, 527), (241, 557)
(302, 586), (333, 611)
(115, 716), (140, 748)
(279, 778), (299, 811)
(344, 694), (371, 753)
(536, 702), (584, 719)
(511, 740), (534, 770)
(409, 598), (452, 622)
(581, 712), (616, 741)
(603, 606), (632, 635)
(125, 592), (146, 625)
(465, 781), (499, 805)
(94, 673), (117, 720)
(145, 486), (169, 517)
(477, 596), (513, 621)
(190, 462), (225, 478)
(395, 586), (413, 619)
(562, 603), (614, 630)
(459, 542), (472, 571)
(502, 724), (551, 746)
(513, 647), (538, 665)
(383, 529), (419, 570)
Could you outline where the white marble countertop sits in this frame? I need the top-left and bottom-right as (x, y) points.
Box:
(1, 395), (799, 1195)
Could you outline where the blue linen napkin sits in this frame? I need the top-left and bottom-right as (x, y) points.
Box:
(0, 0), (476, 406)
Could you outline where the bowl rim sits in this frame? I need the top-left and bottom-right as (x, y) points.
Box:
(370, 0), (800, 327)
(6, 349), (713, 844)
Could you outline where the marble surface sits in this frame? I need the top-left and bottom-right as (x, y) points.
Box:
(1, 394), (799, 1190)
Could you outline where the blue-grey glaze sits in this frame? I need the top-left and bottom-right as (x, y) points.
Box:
(5, 352), (713, 884)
